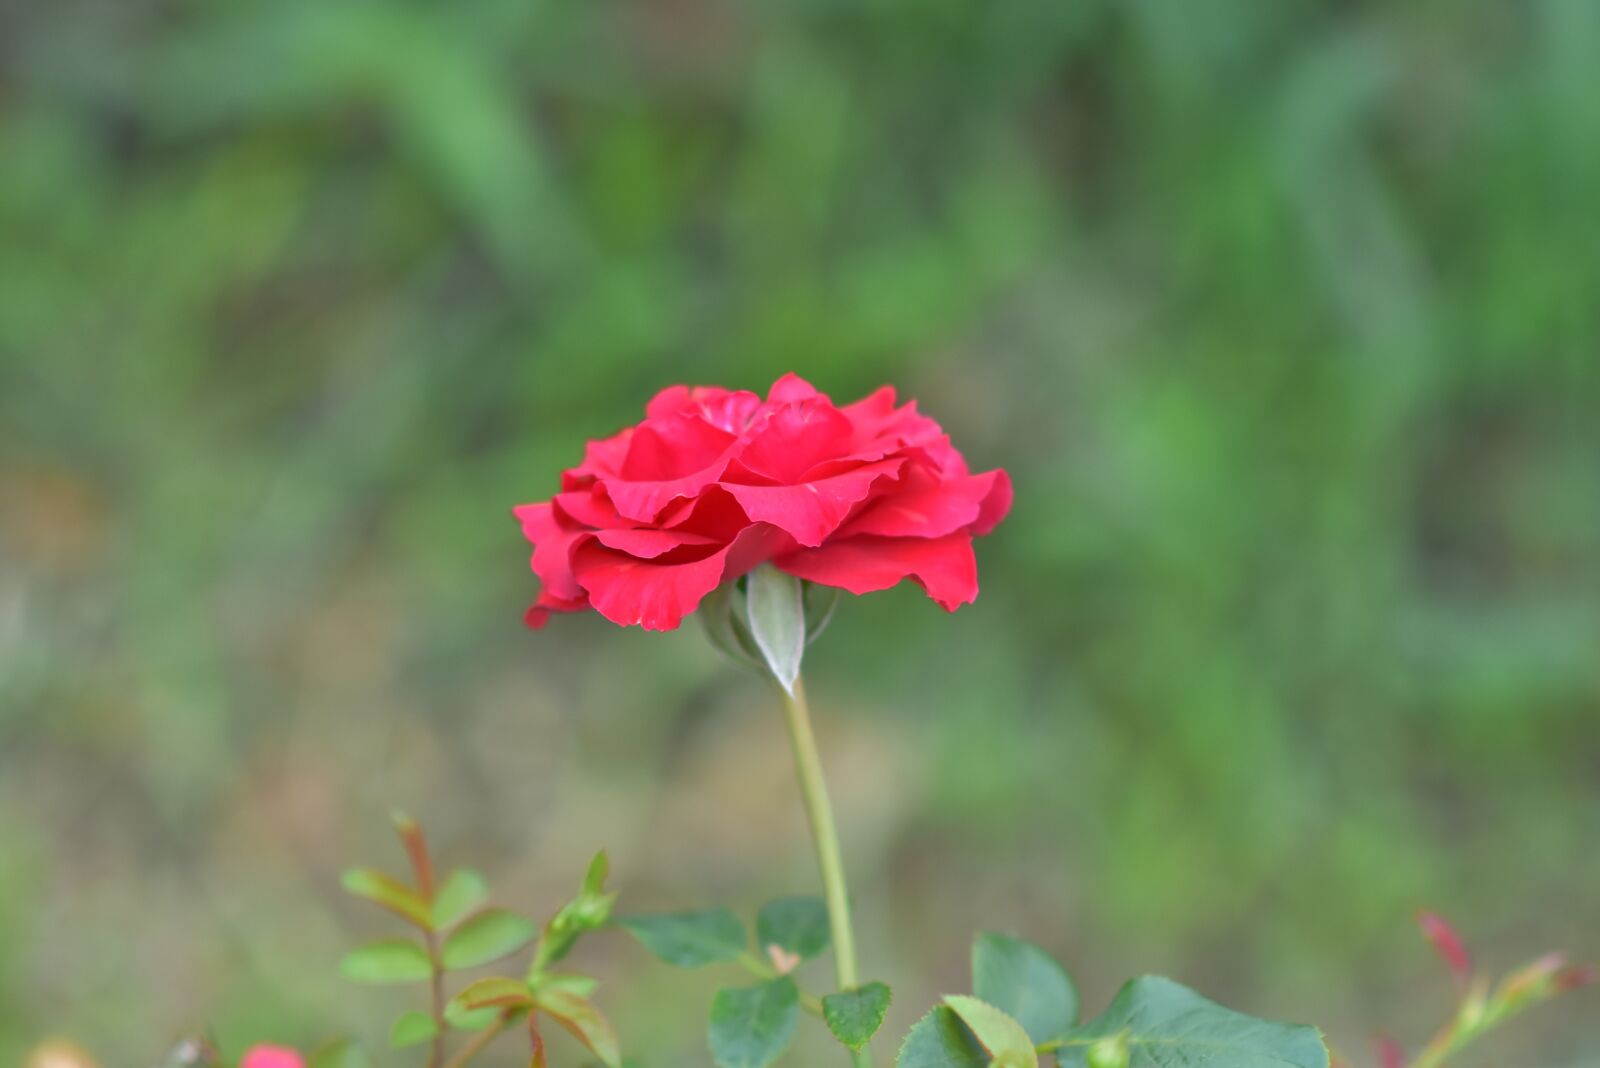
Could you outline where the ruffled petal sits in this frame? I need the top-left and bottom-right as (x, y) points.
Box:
(719, 458), (904, 548)
(775, 532), (979, 611)
(524, 590), (588, 629)
(599, 416), (739, 521)
(571, 524), (789, 631)
(970, 468), (1012, 536)
(513, 501), (589, 600)
(838, 466), (1008, 539)
(646, 385), (763, 432)
(766, 372), (826, 406)
(593, 527), (721, 559)
(739, 397), (856, 482)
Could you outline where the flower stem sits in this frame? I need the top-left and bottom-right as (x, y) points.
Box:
(778, 675), (872, 1068)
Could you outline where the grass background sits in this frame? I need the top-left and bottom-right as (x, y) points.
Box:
(2, 0), (1597, 1063)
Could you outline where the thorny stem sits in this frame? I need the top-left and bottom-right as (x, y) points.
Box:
(778, 675), (873, 1068)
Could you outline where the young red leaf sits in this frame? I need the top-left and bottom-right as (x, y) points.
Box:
(1416, 911), (1471, 983)
(535, 988), (622, 1068)
(1373, 1035), (1405, 1068)
(455, 976), (536, 1011)
(341, 868), (433, 929)
(391, 811), (435, 899)
(529, 1014), (548, 1068)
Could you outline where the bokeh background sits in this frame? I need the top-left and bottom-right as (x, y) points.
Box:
(3, 0), (1598, 1063)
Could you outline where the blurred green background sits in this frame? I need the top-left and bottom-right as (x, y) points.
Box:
(3, 0), (1598, 1063)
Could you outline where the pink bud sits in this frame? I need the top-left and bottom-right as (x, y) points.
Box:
(1416, 911), (1472, 982)
(240, 1047), (303, 1068)
(1374, 1035), (1407, 1068)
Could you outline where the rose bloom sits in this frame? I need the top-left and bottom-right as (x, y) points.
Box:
(239, 1047), (302, 1068)
(515, 374), (1011, 631)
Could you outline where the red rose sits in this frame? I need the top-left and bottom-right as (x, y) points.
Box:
(514, 374), (1011, 632)
(239, 1047), (303, 1068)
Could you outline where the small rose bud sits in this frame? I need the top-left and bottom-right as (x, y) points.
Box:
(766, 943), (802, 976)
(1374, 1035), (1406, 1068)
(1086, 1031), (1130, 1068)
(1416, 910), (1472, 983)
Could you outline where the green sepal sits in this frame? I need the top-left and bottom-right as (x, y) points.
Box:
(746, 565), (806, 694)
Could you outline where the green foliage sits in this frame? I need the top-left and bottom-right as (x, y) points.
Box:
(708, 978), (801, 1068)
(823, 982), (892, 1050)
(431, 869), (490, 930)
(441, 908), (537, 970)
(443, 1000), (502, 1032)
(971, 932), (1079, 1045)
(617, 909), (748, 968)
(339, 940), (433, 984)
(340, 869), (433, 930)
(943, 995), (1038, 1068)
(453, 977), (535, 1012)
(897, 1006), (987, 1068)
(388, 1011), (439, 1049)
(534, 851), (617, 972)
(538, 988), (623, 1068)
(756, 896), (830, 963)
(306, 1039), (372, 1068)
(1052, 976), (1328, 1068)
(7, 0), (1600, 1059)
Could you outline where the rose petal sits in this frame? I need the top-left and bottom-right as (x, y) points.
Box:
(739, 399), (856, 483)
(514, 501), (588, 600)
(241, 1047), (304, 1068)
(593, 527), (722, 559)
(775, 531), (979, 610)
(766, 372), (825, 406)
(720, 458), (904, 548)
(840, 467), (1010, 540)
(647, 385), (763, 432)
(572, 524), (789, 631)
(524, 590), (589, 629)
(971, 468), (1012, 536)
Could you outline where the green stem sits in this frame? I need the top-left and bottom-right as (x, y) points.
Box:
(778, 675), (872, 1068)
